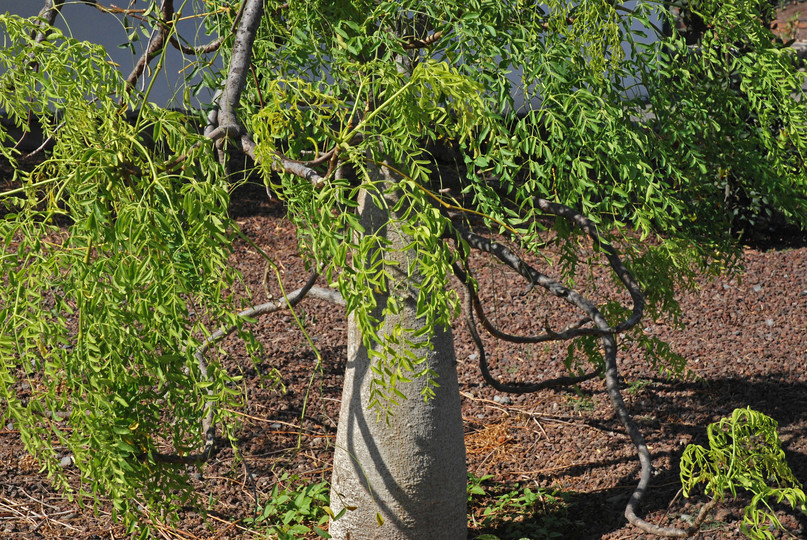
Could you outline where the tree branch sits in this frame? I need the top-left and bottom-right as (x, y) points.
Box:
(168, 34), (224, 55)
(146, 274), (344, 466)
(534, 197), (644, 334)
(33, 0), (65, 44)
(167, 0), (246, 57)
(452, 225), (640, 339)
(124, 0), (174, 91)
(453, 260), (602, 394)
(450, 204), (707, 535)
(403, 30), (444, 50)
(202, 0), (327, 187)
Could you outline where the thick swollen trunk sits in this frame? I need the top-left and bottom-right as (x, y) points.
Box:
(329, 182), (467, 539)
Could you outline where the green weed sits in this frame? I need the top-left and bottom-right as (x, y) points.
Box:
(244, 473), (338, 539)
(468, 473), (580, 540)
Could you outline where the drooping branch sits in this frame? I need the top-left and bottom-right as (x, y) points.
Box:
(194, 275), (343, 363)
(453, 260), (602, 394)
(534, 197), (644, 334)
(450, 199), (708, 536)
(453, 225), (642, 340)
(146, 273), (344, 466)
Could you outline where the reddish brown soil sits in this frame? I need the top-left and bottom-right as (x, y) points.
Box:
(1, 173), (806, 540)
(773, 2), (807, 41)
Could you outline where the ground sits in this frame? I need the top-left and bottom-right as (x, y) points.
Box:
(1, 171), (806, 539)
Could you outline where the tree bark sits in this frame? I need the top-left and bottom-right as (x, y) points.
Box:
(329, 169), (467, 539)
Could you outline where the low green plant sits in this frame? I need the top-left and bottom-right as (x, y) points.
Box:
(626, 379), (651, 394)
(468, 472), (495, 502)
(467, 473), (575, 540)
(567, 394), (595, 413)
(680, 407), (807, 539)
(244, 473), (339, 539)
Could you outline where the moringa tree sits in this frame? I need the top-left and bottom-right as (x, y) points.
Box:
(1, 0), (806, 538)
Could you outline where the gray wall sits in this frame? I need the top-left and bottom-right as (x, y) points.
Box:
(2, 0), (218, 107)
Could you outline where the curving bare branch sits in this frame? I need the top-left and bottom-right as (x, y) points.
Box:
(453, 225), (641, 340)
(534, 197), (644, 334)
(452, 255), (602, 394)
(449, 197), (709, 536)
(144, 273), (344, 466)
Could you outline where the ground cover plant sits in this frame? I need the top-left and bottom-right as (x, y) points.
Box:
(1, 0), (807, 538)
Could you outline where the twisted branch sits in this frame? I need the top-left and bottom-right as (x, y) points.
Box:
(452, 197), (708, 536)
(453, 260), (602, 393)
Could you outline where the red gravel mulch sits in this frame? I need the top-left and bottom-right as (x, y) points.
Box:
(1, 172), (806, 539)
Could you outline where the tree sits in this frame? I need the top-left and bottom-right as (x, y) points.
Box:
(1, 0), (806, 538)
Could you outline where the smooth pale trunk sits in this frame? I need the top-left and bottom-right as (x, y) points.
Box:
(329, 179), (467, 539)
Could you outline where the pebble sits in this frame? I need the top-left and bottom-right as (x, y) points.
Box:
(59, 455), (73, 468)
(270, 423), (281, 429)
(765, 319), (774, 327)
(493, 395), (512, 405)
(753, 285), (763, 292)
(476, 413), (485, 419)
(468, 353), (479, 361)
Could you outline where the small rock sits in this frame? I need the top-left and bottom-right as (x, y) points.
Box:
(753, 285), (763, 292)
(722, 283), (731, 290)
(500, 396), (512, 405)
(270, 423), (282, 429)
(493, 395), (502, 403)
(714, 507), (731, 522)
(469, 353), (479, 361)
(60, 455), (74, 468)
(765, 319), (774, 327)
(476, 413), (485, 419)
(5, 423), (12, 430)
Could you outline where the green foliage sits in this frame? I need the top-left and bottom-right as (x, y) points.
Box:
(18, 0), (797, 427)
(647, 1), (807, 237)
(244, 473), (338, 539)
(0, 15), (260, 532)
(680, 407), (807, 539)
(467, 473), (575, 539)
(236, 0), (807, 412)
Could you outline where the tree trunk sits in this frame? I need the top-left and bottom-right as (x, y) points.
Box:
(329, 171), (467, 539)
